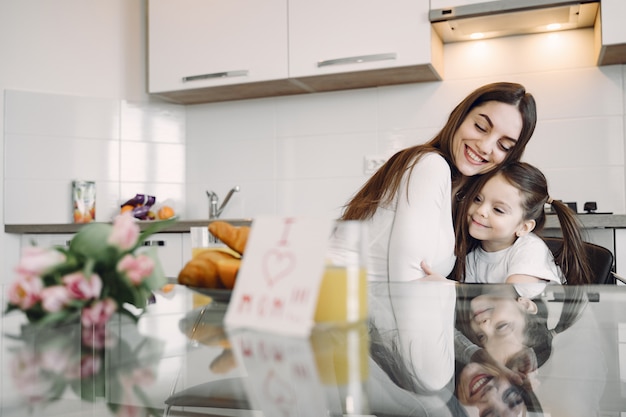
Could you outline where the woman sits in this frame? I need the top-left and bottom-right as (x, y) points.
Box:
(341, 82), (537, 282)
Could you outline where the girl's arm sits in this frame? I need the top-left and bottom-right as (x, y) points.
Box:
(506, 274), (546, 284)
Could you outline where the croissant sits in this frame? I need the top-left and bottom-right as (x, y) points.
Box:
(215, 258), (241, 289)
(208, 221), (250, 255)
(178, 249), (239, 288)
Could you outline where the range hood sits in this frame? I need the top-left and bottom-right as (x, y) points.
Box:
(430, 0), (600, 43)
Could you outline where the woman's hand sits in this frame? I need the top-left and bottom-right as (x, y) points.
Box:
(420, 261), (453, 282)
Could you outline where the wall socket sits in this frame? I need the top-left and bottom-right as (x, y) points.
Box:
(364, 155), (387, 174)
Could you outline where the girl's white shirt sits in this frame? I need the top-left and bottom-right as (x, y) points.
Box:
(465, 232), (563, 297)
(364, 152), (456, 282)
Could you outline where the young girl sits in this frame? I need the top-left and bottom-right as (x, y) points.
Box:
(452, 161), (593, 288)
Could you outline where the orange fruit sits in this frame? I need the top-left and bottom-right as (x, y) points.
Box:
(158, 205), (175, 220)
(121, 205), (134, 214)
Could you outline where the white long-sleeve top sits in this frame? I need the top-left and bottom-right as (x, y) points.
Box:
(365, 152), (456, 282)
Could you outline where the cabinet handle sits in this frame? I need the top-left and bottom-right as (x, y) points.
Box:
(317, 53), (397, 68)
(182, 70), (249, 83)
(143, 240), (165, 247)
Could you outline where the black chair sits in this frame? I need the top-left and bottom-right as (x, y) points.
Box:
(543, 237), (615, 284)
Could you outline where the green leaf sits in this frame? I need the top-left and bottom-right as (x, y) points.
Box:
(69, 223), (116, 263)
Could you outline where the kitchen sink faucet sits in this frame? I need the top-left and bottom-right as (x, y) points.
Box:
(207, 186), (240, 220)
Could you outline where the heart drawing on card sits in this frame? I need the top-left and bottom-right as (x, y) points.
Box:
(262, 247), (296, 287)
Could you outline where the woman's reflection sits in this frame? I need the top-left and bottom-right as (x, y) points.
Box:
(456, 358), (540, 417)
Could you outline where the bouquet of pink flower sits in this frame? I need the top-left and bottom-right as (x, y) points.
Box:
(5, 212), (177, 327)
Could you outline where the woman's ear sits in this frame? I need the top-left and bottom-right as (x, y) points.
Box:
(517, 297), (538, 315)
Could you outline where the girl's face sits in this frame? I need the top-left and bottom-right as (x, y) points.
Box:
(452, 101), (523, 177)
(469, 293), (537, 365)
(459, 361), (526, 417)
(467, 173), (535, 252)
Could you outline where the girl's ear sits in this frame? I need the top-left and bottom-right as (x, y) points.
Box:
(515, 219), (536, 237)
(517, 297), (538, 315)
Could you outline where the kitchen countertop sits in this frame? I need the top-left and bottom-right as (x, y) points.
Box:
(4, 218), (253, 234)
(5, 214), (626, 234)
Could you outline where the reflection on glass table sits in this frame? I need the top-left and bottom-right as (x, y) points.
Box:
(1, 283), (625, 417)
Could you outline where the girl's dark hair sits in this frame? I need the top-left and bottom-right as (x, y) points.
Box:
(452, 162), (594, 285)
(341, 82), (537, 221)
(456, 285), (589, 369)
(524, 286), (589, 367)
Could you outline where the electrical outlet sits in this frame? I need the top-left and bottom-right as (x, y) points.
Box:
(364, 155), (387, 174)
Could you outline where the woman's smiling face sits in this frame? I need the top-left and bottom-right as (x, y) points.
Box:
(452, 101), (523, 177)
(459, 361), (526, 417)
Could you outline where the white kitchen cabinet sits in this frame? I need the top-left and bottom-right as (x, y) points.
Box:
(613, 229), (626, 285)
(20, 232), (184, 280)
(147, 0), (303, 103)
(20, 234), (74, 250)
(288, 0), (443, 92)
(140, 233), (184, 279)
(148, 0), (442, 104)
(596, 0), (626, 65)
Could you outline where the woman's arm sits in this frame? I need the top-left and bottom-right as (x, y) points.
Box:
(388, 153), (455, 281)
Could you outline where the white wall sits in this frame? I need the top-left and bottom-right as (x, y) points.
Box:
(0, 0), (165, 284)
(185, 29), (626, 221)
(1, 1), (626, 285)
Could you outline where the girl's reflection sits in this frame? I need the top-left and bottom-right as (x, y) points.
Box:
(456, 284), (588, 368)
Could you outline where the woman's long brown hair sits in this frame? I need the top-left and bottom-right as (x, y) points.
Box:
(452, 162), (594, 284)
(341, 82), (537, 221)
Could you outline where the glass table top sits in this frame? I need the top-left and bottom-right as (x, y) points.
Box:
(1, 282), (624, 417)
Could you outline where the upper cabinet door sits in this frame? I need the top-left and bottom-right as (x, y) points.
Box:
(148, 0), (288, 95)
(596, 0), (626, 65)
(288, 0), (440, 80)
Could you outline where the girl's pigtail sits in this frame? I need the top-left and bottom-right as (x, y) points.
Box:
(547, 200), (594, 285)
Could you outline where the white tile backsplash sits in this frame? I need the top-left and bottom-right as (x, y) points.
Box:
(4, 90), (186, 224)
(274, 88), (379, 137)
(276, 177), (367, 218)
(276, 132), (378, 180)
(121, 100), (186, 143)
(4, 134), (120, 181)
(4, 31), (626, 224)
(525, 116), (624, 168)
(120, 141), (185, 183)
(186, 99), (277, 141)
(4, 90), (121, 139)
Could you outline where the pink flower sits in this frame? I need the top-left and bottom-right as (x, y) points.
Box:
(81, 298), (117, 327)
(62, 271), (102, 300)
(7, 275), (43, 310)
(82, 324), (117, 349)
(15, 246), (65, 276)
(79, 354), (102, 378)
(40, 286), (71, 313)
(10, 349), (56, 401)
(117, 254), (154, 285)
(40, 347), (72, 375)
(108, 212), (140, 251)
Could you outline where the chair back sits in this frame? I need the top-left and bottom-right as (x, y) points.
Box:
(543, 237), (615, 284)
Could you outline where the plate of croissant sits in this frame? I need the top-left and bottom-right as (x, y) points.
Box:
(178, 221), (250, 302)
(187, 287), (233, 303)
